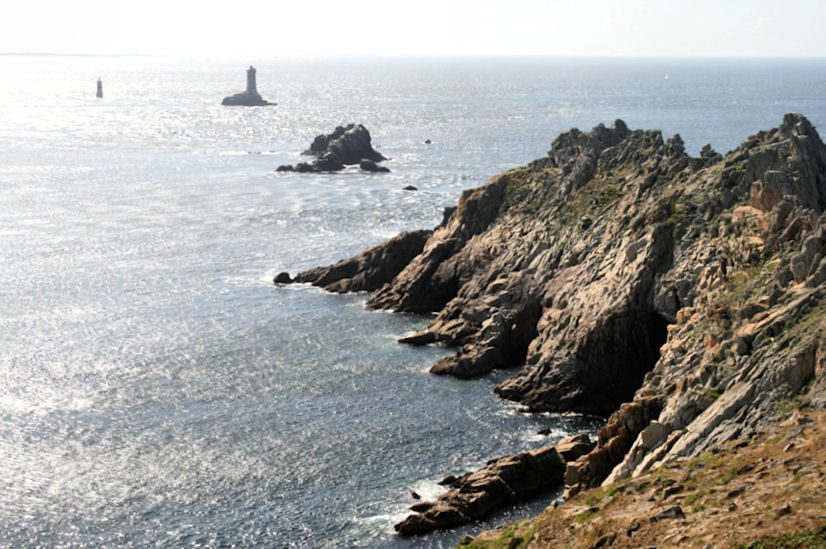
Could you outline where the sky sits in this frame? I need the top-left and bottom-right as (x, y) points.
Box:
(3, 0), (826, 57)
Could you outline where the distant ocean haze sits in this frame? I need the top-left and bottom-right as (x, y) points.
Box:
(0, 55), (824, 547)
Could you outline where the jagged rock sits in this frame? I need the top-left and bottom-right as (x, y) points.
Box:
(293, 114), (826, 526)
(289, 230), (431, 293)
(393, 446), (565, 536)
(303, 124), (385, 164)
(278, 123), (387, 173)
(556, 434), (595, 461)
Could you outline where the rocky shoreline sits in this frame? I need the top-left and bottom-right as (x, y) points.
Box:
(280, 114), (826, 544)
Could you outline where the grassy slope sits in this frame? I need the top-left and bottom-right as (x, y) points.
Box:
(461, 408), (826, 548)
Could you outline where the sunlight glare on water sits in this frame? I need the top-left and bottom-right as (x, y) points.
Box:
(1, 55), (825, 547)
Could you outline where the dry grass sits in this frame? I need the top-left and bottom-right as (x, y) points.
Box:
(464, 410), (826, 548)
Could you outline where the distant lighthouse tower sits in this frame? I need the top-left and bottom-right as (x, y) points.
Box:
(246, 66), (257, 95)
(221, 65), (273, 106)
(96, 78), (103, 98)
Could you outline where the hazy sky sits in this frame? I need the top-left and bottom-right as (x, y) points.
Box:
(4, 0), (826, 57)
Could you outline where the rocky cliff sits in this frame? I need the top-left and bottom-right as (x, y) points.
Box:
(284, 114), (826, 542)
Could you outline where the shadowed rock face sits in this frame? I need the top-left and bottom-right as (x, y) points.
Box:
(288, 114), (826, 528)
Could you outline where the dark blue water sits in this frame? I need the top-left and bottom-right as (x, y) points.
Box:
(1, 56), (825, 548)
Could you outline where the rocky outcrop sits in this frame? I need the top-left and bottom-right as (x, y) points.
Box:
(283, 114), (826, 535)
(277, 124), (388, 173)
(292, 230), (431, 293)
(303, 123), (386, 164)
(395, 445), (567, 536)
(221, 91), (274, 107)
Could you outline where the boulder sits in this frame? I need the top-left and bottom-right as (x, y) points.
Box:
(556, 434), (595, 462)
(273, 272), (292, 284)
(360, 159), (390, 173)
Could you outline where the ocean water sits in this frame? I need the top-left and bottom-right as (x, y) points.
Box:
(1, 55), (825, 548)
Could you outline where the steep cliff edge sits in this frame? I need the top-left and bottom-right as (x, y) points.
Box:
(285, 114), (826, 540)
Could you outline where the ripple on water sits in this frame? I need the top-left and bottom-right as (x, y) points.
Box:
(3, 56), (823, 548)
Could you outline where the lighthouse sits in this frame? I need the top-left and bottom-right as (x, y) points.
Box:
(221, 65), (274, 106)
(246, 66), (257, 95)
(96, 78), (103, 98)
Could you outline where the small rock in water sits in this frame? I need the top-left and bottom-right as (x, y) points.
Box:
(425, 139), (432, 144)
(360, 159), (390, 173)
(438, 475), (457, 486)
(273, 272), (292, 284)
(403, 185), (418, 191)
(410, 490), (421, 500)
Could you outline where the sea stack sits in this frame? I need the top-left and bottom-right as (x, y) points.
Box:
(96, 78), (103, 98)
(276, 124), (389, 173)
(221, 66), (275, 106)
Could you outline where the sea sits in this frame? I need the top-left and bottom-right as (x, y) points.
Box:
(1, 55), (825, 548)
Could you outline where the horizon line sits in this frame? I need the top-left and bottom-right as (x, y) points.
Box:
(3, 52), (826, 60)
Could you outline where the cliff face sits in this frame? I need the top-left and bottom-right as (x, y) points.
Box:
(291, 114), (826, 526)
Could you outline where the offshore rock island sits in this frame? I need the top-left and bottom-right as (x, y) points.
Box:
(283, 114), (826, 545)
(276, 123), (388, 173)
(221, 66), (275, 106)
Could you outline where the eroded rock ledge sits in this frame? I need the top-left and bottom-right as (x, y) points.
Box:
(394, 434), (593, 536)
(281, 114), (826, 536)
